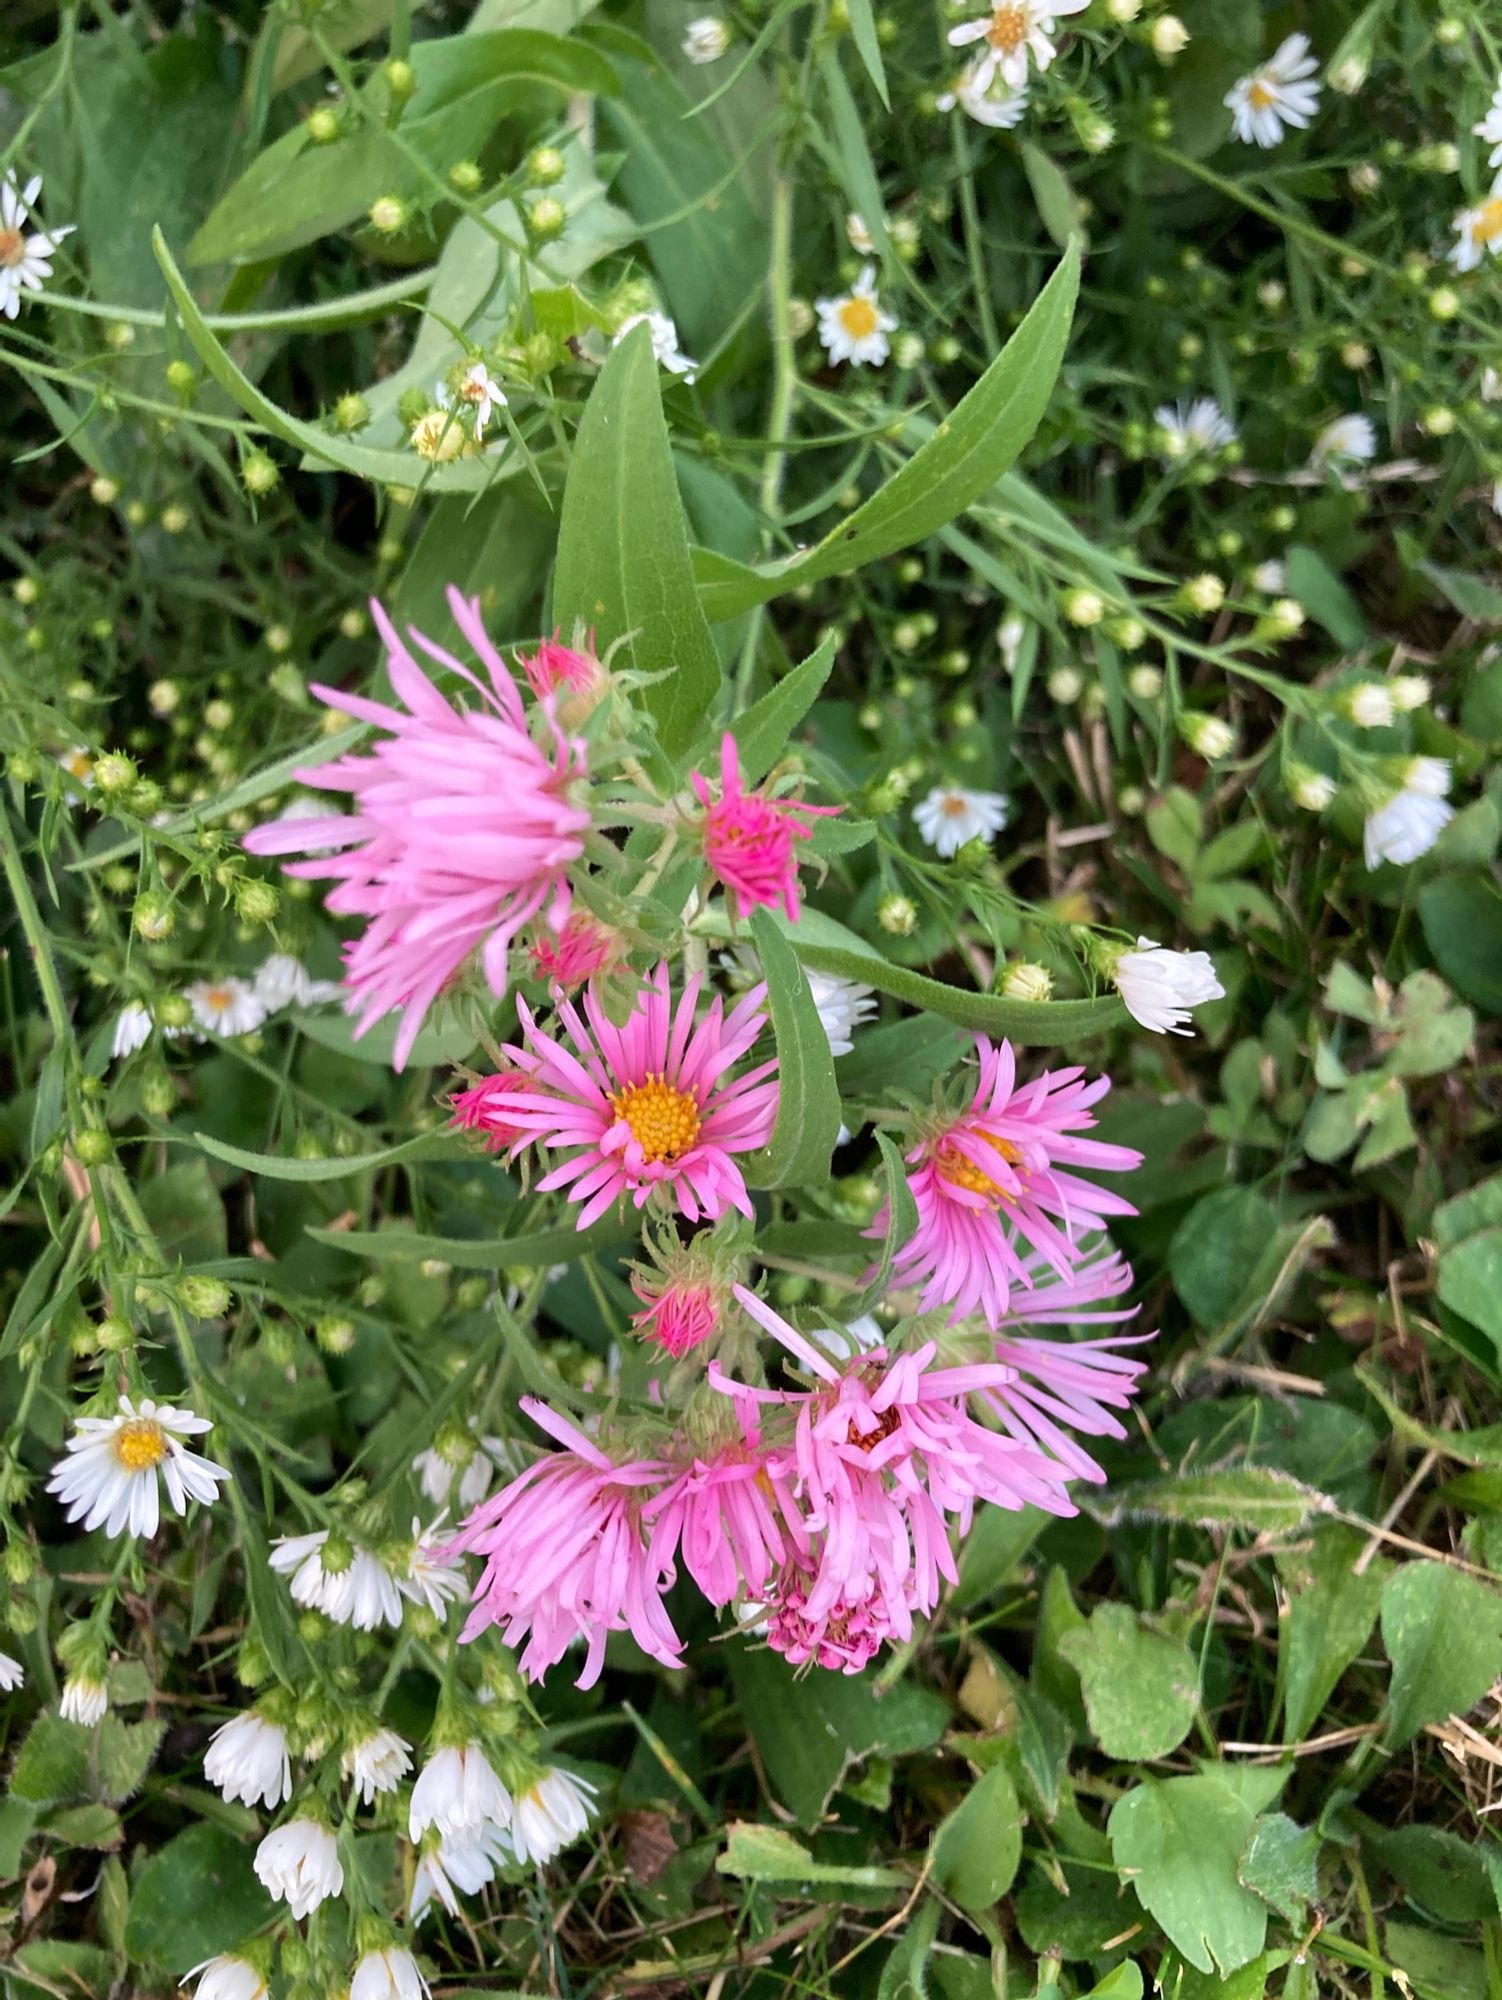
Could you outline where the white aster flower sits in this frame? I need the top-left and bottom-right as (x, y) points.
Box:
(1311, 413), (1377, 469)
(1364, 786), (1454, 867)
(1112, 938), (1225, 1036)
(0, 171), (74, 320)
(253, 1819), (343, 1920)
(412, 1431), (506, 1512)
(180, 1957), (268, 2000)
(185, 977), (267, 1039)
(681, 14), (730, 62)
(1290, 768), (1337, 811)
(204, 1711), (291, 1810)
(409, 1742), (513, 1844)
(60, 1672), (109, 1727)
(57, 747), (95, 793)
(1449, 178), (1502, 272)
(351, 1949), (430, 2000)
(410, 1825), (511, 1924)
(1403, 755), (1451, 799)
(508, 1767), (597, 1865)
(1345, 682), (1394, 729)
(1225, 34), (1322, 147)
(947, 0), (1090, 94)
(47, 1396), (229, 1541)
(912, 785), (1010, 858)
(1155, 395), (1237, 459)
(398, 1520), (466, 1617)
(805, 969), (878, 1057)
(614, 311), (697, 381)
(343, 1726), (413, 1804)
(0, 1651), (24, 1692)
(815, 263), (897, 368)
(1475, 77), (1502, 167)
(112, 1002), (153, 1059)
(1252, 559), (1287, 594)
(252, 954), (340, 1013)
(939, 63), (1030, 127)
(437, 360), (506, 439)
(269, 1530), (403, 1631)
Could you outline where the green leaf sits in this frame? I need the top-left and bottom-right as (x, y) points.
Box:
(1418, 875), (1502, 1016)
(193, 1128), (459, 1183)
(94, 1717), (166, 1803)
(1380, 1560), (1502, 1746)
(1274, 1523), (1386, 1743)
(191, 31), (619, 263)
(744, 908), (844, 1191)
(1238, 1814), (1320, 1925)
(1418, 559), (1502, 623)
(45, 1803), (123, 1850)
(1367, 1824), (1497, 1924)
(1169, 1186), (1275, 1325)
(930, 1760), (1023, 1909)
(692, 244), (1081, 621)
(725, 633), (837, 785)
(9, 1942), (118, 1997)
(1285, 546), (1367, 648)
(9, 1715), (91, 1806)
(291, 1005), (481, 1071)
(1104, 1466), (1333, 1536)
(1058, 1604), (1199, 1761)
(878, 1898), (941, 2000)
(1108, 1771), (1270, 1977)
(137, 1161), (227, 1264)
(552, 321), (722, 756)
(844, 0), (891, 105)
(1021, 143), (1083, 248)
(124, 1823), (273, 1975)
(717, 1821), (907, 1889)
(306, 1214), (638, 1268)
(846, 1131), (919, 1317)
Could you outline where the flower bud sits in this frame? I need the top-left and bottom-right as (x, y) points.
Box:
(1179, 711), (1236, 760)
(876, 893), (917, 936)
(181, 1275), (232, 1320)
(1000, 961), (1053, 1002)
(368, 195), (408, 235)
(1149, 14), (1189, 56)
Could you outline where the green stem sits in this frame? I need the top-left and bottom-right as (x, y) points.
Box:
(0, 803), (73, 1047)
(735, 168), (800, 713)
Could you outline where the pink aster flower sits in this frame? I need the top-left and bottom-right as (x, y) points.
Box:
(487, 964), (779, 1228)
(527, 912), (621, 995)
(630, 1267), (720, 1358)
(445, 1398), (680, 1687)
(688, 733), (838, 921)
(451, 1065), (535, 1152)
(243, 587), (591, 1070)
(644, 1423), (802, 1607)
(878, 1037), (1141, 1329)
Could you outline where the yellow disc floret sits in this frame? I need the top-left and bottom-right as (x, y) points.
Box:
(113, 1418), (168, 1471)
(609, 1073), (702, 1163)
(936, 1130), (1024, 1202)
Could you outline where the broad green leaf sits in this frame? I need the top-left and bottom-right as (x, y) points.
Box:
(1108, 1772), (1270, 1977)
(9, 1943), (118, 1997)
(692, 243), (1081, 621)
(1274, 1523), (1386, 1743)
(930, 1760), (1022, 1910)
(724, 633), (837, 785)
(1366, 1824), (1497, 1924)
(1419, 559), (1502, 623)
(124, 1823), (272, 1975)
(95, 1717), (166, 1803)
(1380, 1560), (1502, 1746)
(717, 1822), (906, 1889)
(1104, 1466), (1333, 1536)
(138, 1160), (227, 1263)
(1169, 1186), (1275, 1325)
(1419, 876), (1502, 1017)
(292, 1004), (481, 1071)
(194, 1128), (459, 1183)
(846, 1130), (919, 1317)
(306, 1214), (638, 1267)
(1058, 1604), (1198, 1761)
(552, 321), (722, 756)
(1285, 546), (1367, 648)
(744, 908), (844, 1191)
(1237, 1814), (1319, 1926)
(835, 1014), (969, 1102)
(9, 1714), (92, 1806)
(191, 31), (619, 263)
(878, 1899), (941, 2000)
(1022, 143), (1082, 248)
(952, 1504), (1048, 1609)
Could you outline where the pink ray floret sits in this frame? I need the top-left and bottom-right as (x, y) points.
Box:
(877, 1036), (1142, 1329)
(463, 963), (779, 1229)
(444, 1398), (681, 1688)
(689, 733), (839, 921)
(527, 912), (621, 995)
(644, 1421), (803, 1607)
(243, 586), (591, 1070)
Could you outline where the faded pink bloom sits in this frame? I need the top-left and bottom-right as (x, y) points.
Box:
(451, 1065), (536, 1153)
(487, 964), (779, 1228)
(445, 1398), (680, 1687)
(630, 1267), (720, 1357)
(243, 588), (590, 1070)
(645, 1424), (801, 1606)
(527, 912), (621, 995)
(689, 733), (838, 921)
(879, 1037), (1141, 1329)
(761, 1570), (895, 1674)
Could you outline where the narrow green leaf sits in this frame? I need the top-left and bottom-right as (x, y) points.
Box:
(717, 1822), (907, 1889)
(193, 1129), (459, 1182)
(816, 51), (895, 268)
(1021, 143), (1082, 248)
(305, 1215), (637, 1267)
(846, 1131), (918, 1317)
(844, 0), (891, 106)
(745, 908), (844, 1190)
(1103, 1466), (1332, 1535)
(552, 321), (722, 755)
(724, 632), (837, 785)
(1274, 1524), (1386, 1743)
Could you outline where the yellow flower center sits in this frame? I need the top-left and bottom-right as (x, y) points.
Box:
(937, 1131), (1024, 1201)
(113, 1418), (168, 1471)
(838, 296), (880, 340)
(847, 1407), (902, 1452)
(939, 793), (970, 818)
(1246, 77), (1276, 108)
(0, 229), (24, 269)
(203, 986), (235, 1014)
(62, 751), (94, 781)
(1474, 197), (1502, 247)
(986, 6), (1027, 53)
(609, 1073), (701, 1164)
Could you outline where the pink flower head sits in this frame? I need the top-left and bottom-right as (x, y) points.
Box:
(243, 588), (591, 1070)
(527, 912), (621, 995)
(445, 1398), (680, 1687)
(451, 1065), (536, 1153)
(761, 1569), (895, 1674)
(645, 1423), (801, 1607)
(630, 1267), (721, 1358)
(489, 964), (779, 1228)
(519, 633), (607, 718)
(879, 1037), (1141, 1329)
(689, 733), (839, 921)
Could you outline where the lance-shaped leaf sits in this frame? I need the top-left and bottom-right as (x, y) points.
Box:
(744, 908), (843, 1190)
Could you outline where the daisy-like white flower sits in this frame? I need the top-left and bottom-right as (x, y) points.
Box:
(1252, 558), (1287, 594)
(253, 1819), (343, 1920)
(252, 954), (340, 1013)
(409, 1825), (512, 1924)
(398, 1520), (467, 1617)
(409, 1742), (513, 1844)
(186, 977), (268, 1039)
(468, 965), (779, 1229)
(682, 14), (730, 62)
(47, 1396), (229, 1540)
(1364, 764), (1454, 868)
(938, 64), (1030, 128)
(60, 1672), (109, 1727)
(204, 1711), (292, 1811)
(725, 958), (875, 1058)
(877, 1037), (1141, 1328)
(1111, 939), (1224, 1036)
(269, 1530), (403, 1630)
(1154, 395), (1237, 459)
(343, 1726), (413, 1804)
(112, 1001), (153, 1059)
(1449, 176), (1502, 272)
(351, 1950), (430, 2000)
(412, 1428), (506, 1513)
(912, 786), (1010, 858)
(1311, 412), (1376, 470)
(0, 1651), (24, 1691)
(57, 747), (95, 793)
(1475, 76), (1502, 167)
(1224, 34), (1321, 147)
(815, 263), (896, 368)
(0, 172), (74, 320)
(507, 1767), (598, 1865)
(614, 310), (698, 381)
(947, 0), (1089, 93)
(243, 589), (591, 1073)
(846, 212), (876, 255)
(181, 1957), (268, 2000)
(437, 360), (506, 440)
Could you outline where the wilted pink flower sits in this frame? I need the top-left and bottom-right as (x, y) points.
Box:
(451, 1065), (535, 1152)
(879, 1038), (1141, 1329)
(243, 588), (591, 1070)
(527, 912), (620, 995)
(486, 964), (779, 1228)
(445, 1398), (679, 1687)
(761, 1569), (894, 1674)
(645, 1425), (801, 1606)
(689, 733), (838, 921)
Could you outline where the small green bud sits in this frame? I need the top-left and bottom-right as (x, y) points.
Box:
(165, 359), (198, 399)
(384, 57), (416, 99)
(234, 877), (281, 925)
(448, 159), (483, 195)
(92, 752), (136, 796)
(72, 1127), (114, 1167)
(527, 145), (567, 187)
(333, 391), (370, 433)
(876, 893), (917, 936)
(181, 1275), (232, 1320)
(242, 451), (280, 496)
(368, 194), (408, 235)
(97, 1314), (135, 1353)
(527, 194), (567, 241)
(306, 105), (341, 144)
